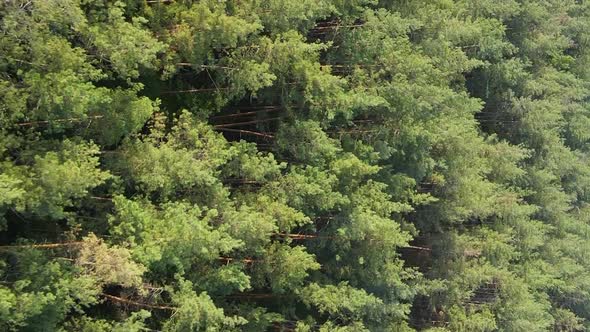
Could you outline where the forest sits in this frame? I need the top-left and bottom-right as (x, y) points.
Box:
(1, 0), (590, 331)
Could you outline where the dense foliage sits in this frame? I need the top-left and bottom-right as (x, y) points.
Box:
(1, 0), (590, 331)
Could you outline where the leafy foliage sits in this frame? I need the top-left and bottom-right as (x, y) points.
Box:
(1, 0), (590, 331)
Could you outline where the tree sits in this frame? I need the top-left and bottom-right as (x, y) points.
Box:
(3, 0), (590, 330)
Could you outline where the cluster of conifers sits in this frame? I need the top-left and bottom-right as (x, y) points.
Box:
(1, 1), (590, 331)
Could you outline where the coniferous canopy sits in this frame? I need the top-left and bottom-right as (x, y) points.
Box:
(1, 0), (590, 331)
